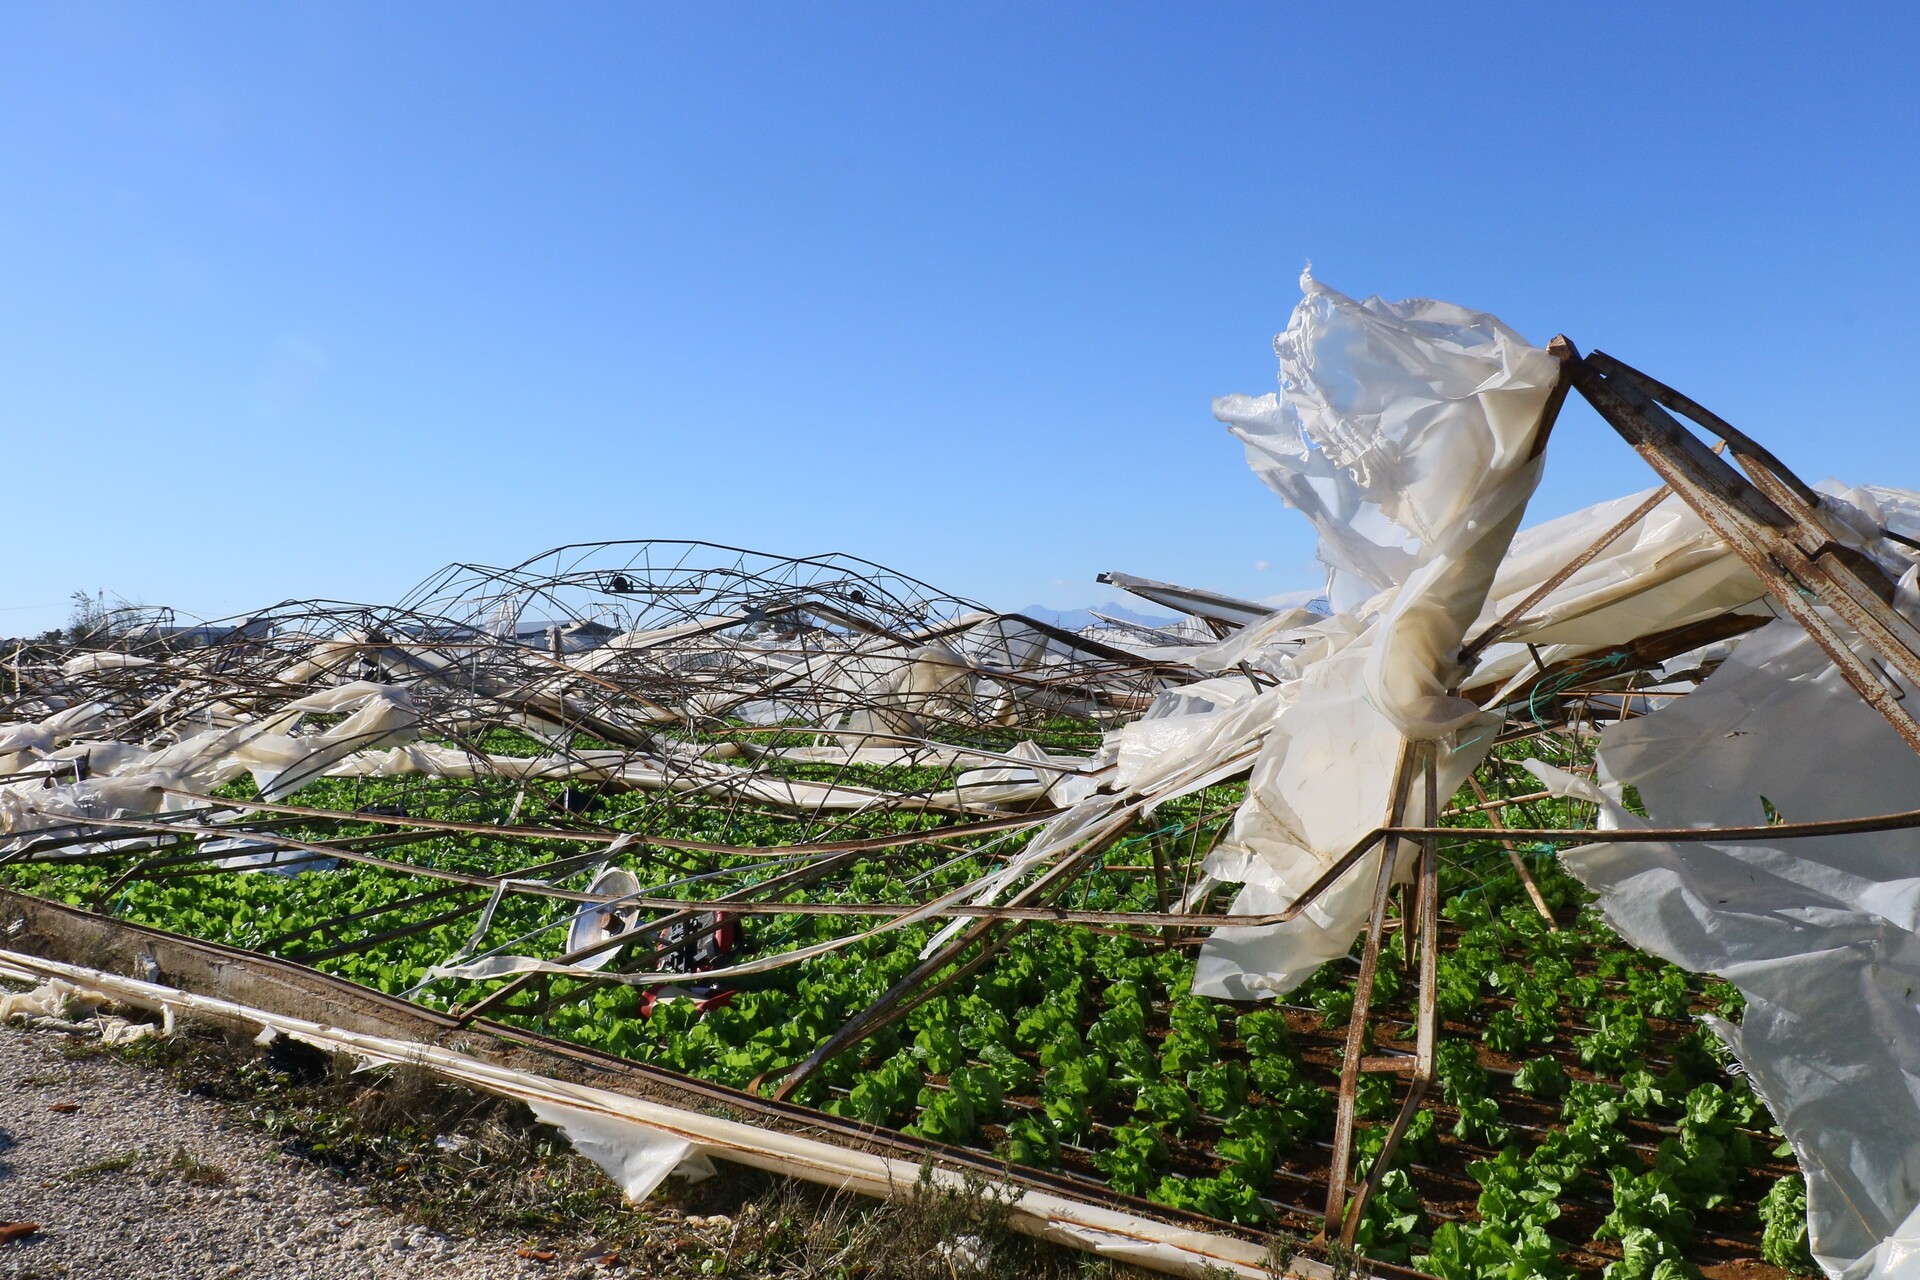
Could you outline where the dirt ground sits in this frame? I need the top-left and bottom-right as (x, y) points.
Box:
(0, 1024), (601, 1280)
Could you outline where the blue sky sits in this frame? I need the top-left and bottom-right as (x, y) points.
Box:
(5, 5), (1918, 634)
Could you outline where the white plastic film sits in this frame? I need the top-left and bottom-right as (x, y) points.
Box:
(1187, 275), (1558, 997)
(1539, 615), (1920, 1279)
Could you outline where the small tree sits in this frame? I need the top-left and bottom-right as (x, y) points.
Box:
(67, 590), (109, 644)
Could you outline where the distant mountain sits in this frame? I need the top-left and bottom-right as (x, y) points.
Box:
(1006, 601), (1183, 632)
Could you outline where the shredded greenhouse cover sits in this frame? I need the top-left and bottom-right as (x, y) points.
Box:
(7, 273), (1920, 1279)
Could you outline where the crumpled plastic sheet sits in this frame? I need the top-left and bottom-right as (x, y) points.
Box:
(0, 977), (173, 1045)
(525, 1098), (717, 1200)
(1176, 274), (1560, 997)
(0, 976), (109, 1023)
(1531, 605), (1920, 1280)
(0, 652), (1085, 848)
(0, 681), (422, 839)
(1216, 272), (1558, 622)
(1462, 477), (1920, 707)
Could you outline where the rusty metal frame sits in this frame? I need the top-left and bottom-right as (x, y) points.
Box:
(1569, 342), (1920, 754)
(1318, 741), (1427, 1242)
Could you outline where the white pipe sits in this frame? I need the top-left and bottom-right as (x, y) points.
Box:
(0, 948), (1319, 1280)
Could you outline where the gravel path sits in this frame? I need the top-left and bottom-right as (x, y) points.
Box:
(0, 1026), (585, 1280)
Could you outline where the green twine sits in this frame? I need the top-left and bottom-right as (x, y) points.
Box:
(1527, 649), (1632, 728)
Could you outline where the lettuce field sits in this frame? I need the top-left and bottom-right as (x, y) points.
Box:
(0, 735), (1817, 1280)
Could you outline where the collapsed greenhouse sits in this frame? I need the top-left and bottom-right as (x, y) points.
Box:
(7, 275), (1920, 1279)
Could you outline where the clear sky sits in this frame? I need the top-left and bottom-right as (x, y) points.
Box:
(5, 5), (1918, 635)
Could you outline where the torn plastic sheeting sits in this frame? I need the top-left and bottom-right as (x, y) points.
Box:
(0, 701), (110, 761)
(1215, 272), (1559, 736)
(1217, 272), (1559, 621)
(947, 739), (1095, 808)
(836, 643), (977, 738)
(1532, 608), (1920, 1280)
(1, 977), (174, 1045)
(59, 653), (154, 677)
(0, 771), (181, 838)
(1463, 477), (1920, 704)
(0, 949), (1308, 1280)
(0, 723), (55, 756)
(1477, 488), (1767, 651)
(1190, 645), (1494, 999)
(36, 741), (150, 776)
(0, 977), (110, 1023)
(0, 687), (408, 794)
(526, 1098), (716, 1201)
(0, 683), (421, 837)
(1179, 274), (1557, 998)
(250, 684), (421, 800)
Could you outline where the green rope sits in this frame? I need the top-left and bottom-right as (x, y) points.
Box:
(1527, 648), (1632, 728)
(1113, 819), (1186, 849)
